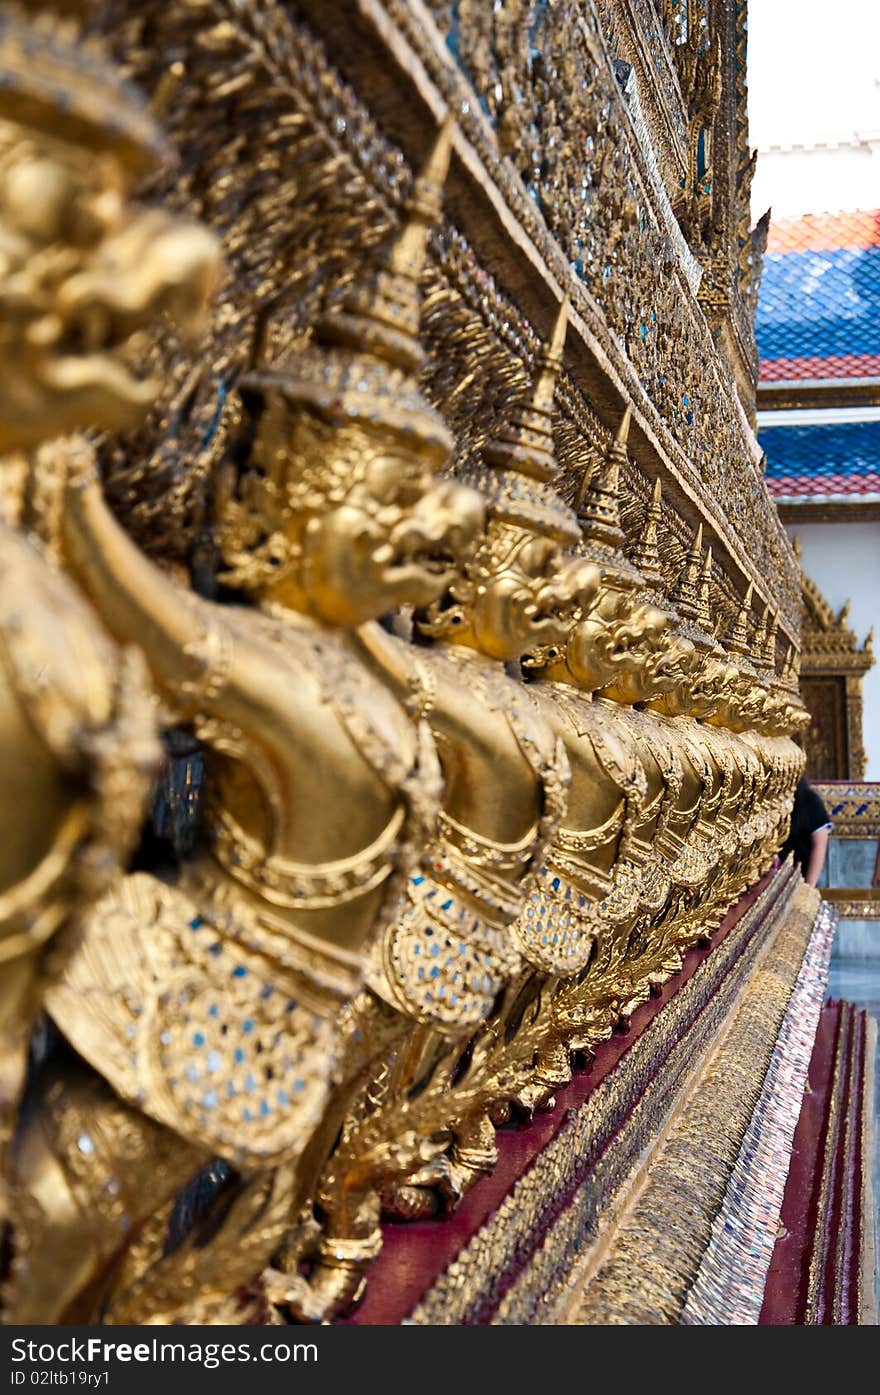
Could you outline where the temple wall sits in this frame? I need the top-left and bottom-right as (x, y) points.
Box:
(82, 0), (801, 644)
(1, 0), (853, 1328)
(834, 921), (880, 957)
(753, 143), (880, 222)
(789, 521), (880, 779)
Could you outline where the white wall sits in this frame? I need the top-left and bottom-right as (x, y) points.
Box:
(752, 143), (880, 223)
(748, 0), (880, 219)
(788, 521), (880, 779)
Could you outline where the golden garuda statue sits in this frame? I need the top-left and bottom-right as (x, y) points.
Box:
(0, 0), (812, 1327)
(0, 3), (219, 1224)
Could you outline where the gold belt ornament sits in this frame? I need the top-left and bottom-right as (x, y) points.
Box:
(369, 840), (525, 1026)
(210, 804), (408, 910)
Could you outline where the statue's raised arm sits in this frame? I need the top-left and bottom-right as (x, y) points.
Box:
(7, 111), (485, 1324)
(0, 10), (219, 1156)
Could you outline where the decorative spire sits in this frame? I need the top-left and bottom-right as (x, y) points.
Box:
(318, 117), (455, 373)
(630, 476), (664, 588)
(763, 608), (779, 673)
(777, 644), (798, 694)
(790, 647), (802, 688)
(575, 406), (631, 550)
(483, 297), (569, 484)
(669, 523), (703, 622)
(696, 544), (713, 632)
(777, 645), (805, 710)
(753, 602), (771, 674)
(456, 298), (579, 542)
(241, 117), (456, 461)
(780, 645), (792, 683)
(725, 581), (753, 658)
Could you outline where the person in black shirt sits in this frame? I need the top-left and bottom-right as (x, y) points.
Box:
(780, 777), (833, 885)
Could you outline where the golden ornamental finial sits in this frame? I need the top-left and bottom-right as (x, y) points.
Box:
(574, 405), (630, 551)
(752, 602), (770, 672)
(533, 292), (570, 425)
(763, 607), (779, 672)
(483, 295), (569, 483)
(461, 297), (579, 542)
(779, 644), (798, 693)
(725, 580), (754, 657)
(780, 644), (804, 704)
(239, 116), (456, 465)
(318, 116), (455, 373)
(546, 292), (569, 363)
(695, 544), (713, 632)
(386, 115), (454, 281)
(669, 523), (703, 622)
(630, 476), (664, 588)
(616, 403), (633, 449)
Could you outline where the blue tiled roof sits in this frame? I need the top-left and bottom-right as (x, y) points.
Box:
(757, 210), (880, 499)
(760, 420), (880, 498)
(756, 210), (880, 385)
(757, 245), (880, 363)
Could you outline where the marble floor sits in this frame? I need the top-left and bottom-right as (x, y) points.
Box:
(827, 949), (880, 1320)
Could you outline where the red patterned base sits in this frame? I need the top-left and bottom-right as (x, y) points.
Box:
(760, 998), (877, 1324)
(337, 869), (781, 1325)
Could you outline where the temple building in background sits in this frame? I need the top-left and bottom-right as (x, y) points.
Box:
(757, 208), (879, 781)
(756, 190), (880, 960)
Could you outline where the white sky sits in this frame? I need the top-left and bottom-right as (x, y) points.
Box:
(747, 0), (880, 149)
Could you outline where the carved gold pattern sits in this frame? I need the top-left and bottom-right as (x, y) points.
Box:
(0, 0), (827, 1329)
(407, 864), (811, 1323)
(570, 884), (826, 1324)
(821, 889), (880, 921)
(799, 562), (874, 780)
(79, 0), (800, 643)
(813, 784), (880, 841)
(0, 7), (220, 1228)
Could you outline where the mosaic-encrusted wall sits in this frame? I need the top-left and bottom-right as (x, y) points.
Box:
(0, 0), (819, 1329)
(84, 0), (799, 650)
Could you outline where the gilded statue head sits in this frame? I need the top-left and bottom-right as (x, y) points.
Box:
(750, 606), (799, 737)
(653, 647), (730, 719)
(639, 528), (730, 718)
(0, 13), (220, 452)
(555, 444), (689, 703)
(705, 582), (757, 729)
(215, 119), (485, 627)
(772, 645), (810, 737)
(705, 663), (752, 731)
(419, 298), (587, 662)
(567, 592), (680, 699)
(646, 625), (733, 719)
(708, 586), (794, 734)
(787, 702), (811, 737)
(758, 667), (806, 739)
(218, 386), (484, 627)
(421, 523), (598, 662)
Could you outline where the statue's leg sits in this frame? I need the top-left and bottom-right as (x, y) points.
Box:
(0, 951), (43, 1209)
(5, 1060), (205, 1323)
(105, 1162), (300, 1325)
